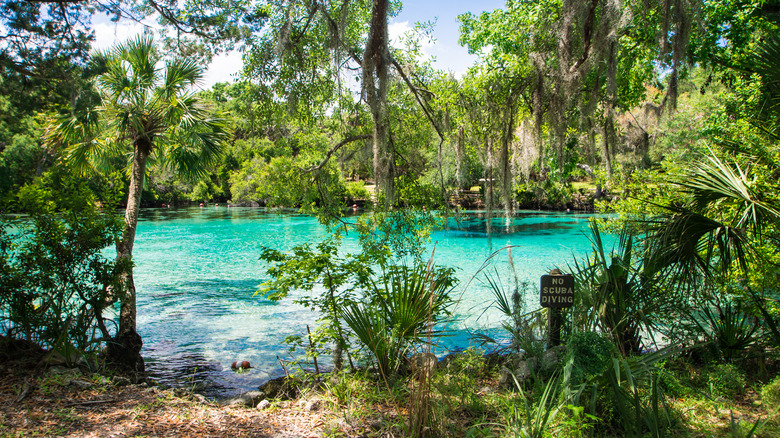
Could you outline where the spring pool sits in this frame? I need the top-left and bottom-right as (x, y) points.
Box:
(132, 207), (602, 397)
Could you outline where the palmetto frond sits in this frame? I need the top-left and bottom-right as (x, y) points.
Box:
(750, 33), (780, 138)
(644, 148), (777, 287)
(159, 115), (228, 180)
(116, 35), (160, 91)
(162, 58), (203, 97)
(647, 210), (750, 286)
(681, 150), (780, 233)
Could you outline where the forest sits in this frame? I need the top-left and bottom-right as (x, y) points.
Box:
(2, 0), (780, 436)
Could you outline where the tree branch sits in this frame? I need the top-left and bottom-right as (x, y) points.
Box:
(390, 56), (444, 143)
(146, 0), (220, 42)
(303, 134), (372, 173)
(570, 0), (601, 73)
(319, 8), (363, 66)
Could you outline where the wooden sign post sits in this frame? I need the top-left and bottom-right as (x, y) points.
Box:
(540, 270), (575, 347)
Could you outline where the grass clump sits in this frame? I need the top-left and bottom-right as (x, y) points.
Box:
(707, 363), (746, 400)
(762, 375), (780, 411)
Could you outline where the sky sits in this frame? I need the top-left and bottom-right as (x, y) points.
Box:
(91, 0), (507, 89)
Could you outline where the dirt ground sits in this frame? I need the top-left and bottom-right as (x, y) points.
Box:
(0, 352), (367, 438)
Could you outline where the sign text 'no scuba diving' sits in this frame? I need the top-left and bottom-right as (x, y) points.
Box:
(539, 274), (574, 308)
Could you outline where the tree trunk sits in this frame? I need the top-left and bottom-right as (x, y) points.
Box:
(602, 112), (615, 179)
(602, 38), (617, 179)
(456, 126), (466, 188)
(499, 90), (517, 219)
(532, 69), (545, 173)
(499, 118), (513, 218)
(363, 0), (393, 207)
(107, 139), (149, 373)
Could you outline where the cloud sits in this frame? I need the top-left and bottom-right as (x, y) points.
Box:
(92, 20), (149, 50)
(202, 51), (243, 88)
(90, 18), (239, 89)
(388, 20), (436, 60)
(389, 20), (412, 46)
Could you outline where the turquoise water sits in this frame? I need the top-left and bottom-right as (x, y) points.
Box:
(132, 207), (601, 397)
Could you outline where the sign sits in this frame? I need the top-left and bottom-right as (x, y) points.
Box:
(540, 274), (574, 308)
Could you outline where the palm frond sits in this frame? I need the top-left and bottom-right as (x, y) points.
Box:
(341, 303), (393, 376)
(160, 115), (228, 180)
(648, 210), (751, 284)
(120, 35), (160, 89)
(681, 150), (780, 232)
(163, 58), (203, 96)
(752, 33), (780, 137)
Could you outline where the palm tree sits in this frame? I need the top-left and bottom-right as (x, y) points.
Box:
(50, 36), (226, 370)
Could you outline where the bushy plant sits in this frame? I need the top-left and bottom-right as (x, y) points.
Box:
(259, 236), (375, 371)
(689, 297), (759, 361)
(1, 175), (123, 363)
(345, 181), (370, 202)
(565, 331), (615, 383)
(707, 363), (746, 399)
(761, 375), (780, 410)
(600, 351), (676, 436)
(341, 263), (457, 378)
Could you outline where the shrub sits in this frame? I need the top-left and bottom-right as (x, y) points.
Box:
(565, 331), (615, 383)
(1, 176), (123, 363)
(707, 363), (746, 399)
(761, 375), (780, 409)
(345, 181), (370, 202)
(341, 263), (457, 377)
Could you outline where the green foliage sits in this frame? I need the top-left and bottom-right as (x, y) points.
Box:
(649, 73), (720, 164)
(0, 173), (123, 360)
(657, 361), (694, 399)
(502, 370), (581, 438)
(689, 297), (759, 361)
(570, 222), (676, 356)
(259, 235), (375, 304)
(188, 178), (224, 203)
(0, 129), (45, 206)
(395, 176), (443, 209)
(707, 363), (746, 399)
(355, 210), (440, 262)
(345, 181), (370, 202)
(565, 331), (616, 384)
(473, 263), (545, 359)
(590, 350), (677, 436)
(229, 154), (346, 208)
(0, 0), (98, 143)
(259, 205), (449, 373)
(516, 179), (574, 209)
(761, 375), (780, 410)
(434, 348), (487, 412)
(259, 234), (374, 369)
(341, 263), (457, 378)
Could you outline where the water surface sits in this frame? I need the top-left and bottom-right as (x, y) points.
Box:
(133, 207), (601, 397)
